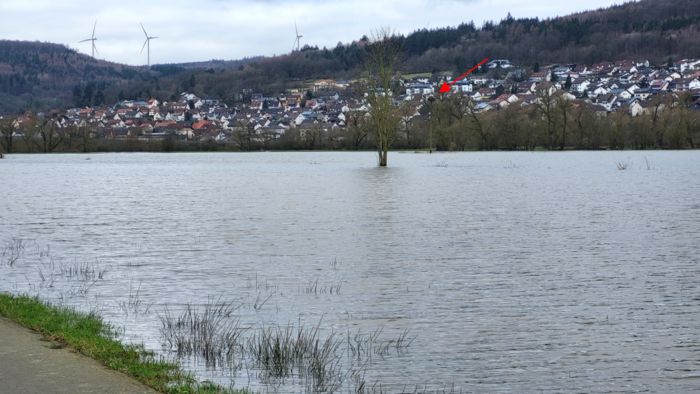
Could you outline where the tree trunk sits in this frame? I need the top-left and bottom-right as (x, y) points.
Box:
(378, 149), (388, 166)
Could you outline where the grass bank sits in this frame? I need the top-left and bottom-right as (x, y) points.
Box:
(0, 293), (244, 394)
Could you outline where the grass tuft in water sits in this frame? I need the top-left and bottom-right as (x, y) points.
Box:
(1, 238), (25, 267)
(247, 319), (344, 391)
(118, 281), (153, 316)
(159, 298), (246, 368)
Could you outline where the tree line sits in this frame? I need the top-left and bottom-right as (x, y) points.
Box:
(2, 94), (697, 156)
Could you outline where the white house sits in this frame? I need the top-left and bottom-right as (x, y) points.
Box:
(689, 78), (700, 90)
(634, 89), (652, 100)
(618, 90), (634, 100)
(488, 59), (513, 69)
(574, 80), (591, 94)
(405, 83), (434, 96)
(680, 59), (700, 73)
(592, 86), (610, 97)
(453, 80), (473, 93)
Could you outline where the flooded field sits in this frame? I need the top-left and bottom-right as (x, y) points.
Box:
(1, 151), (699, 392)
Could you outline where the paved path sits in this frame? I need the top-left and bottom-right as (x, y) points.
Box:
(0, 317), (157, 394)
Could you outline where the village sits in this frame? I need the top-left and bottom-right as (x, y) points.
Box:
(4, 58), (700, 150)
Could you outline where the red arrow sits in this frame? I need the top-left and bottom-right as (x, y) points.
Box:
(439, 57), (490, 94)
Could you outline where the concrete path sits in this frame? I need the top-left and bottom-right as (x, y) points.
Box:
(0, 317), (158, 394)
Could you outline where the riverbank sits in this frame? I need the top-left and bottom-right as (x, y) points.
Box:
(0, 294), (243, 394)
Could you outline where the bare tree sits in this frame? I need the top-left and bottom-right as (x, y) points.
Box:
(556, 95), (572, 150)
(535, 86), (557, 150)
(0, 118), (14, 154)
(34, 113), (65, 153)
(77, 120), (94, 153)
(345, 110), (369, 150)
(399, 101), (416, 148)
(648, 94), (671, 148)
(665, 93), (697, 149)
(609, 110), (628, 149)
(463, 98), (490, 149)
(365, 28), (401, 166)
(234, 117), (255, 151)
(302, 123), (323, 150)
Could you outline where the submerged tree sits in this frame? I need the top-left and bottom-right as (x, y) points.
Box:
(365, 28), (401, 166)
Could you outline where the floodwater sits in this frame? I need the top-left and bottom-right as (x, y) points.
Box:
(1, 151), (699, 392)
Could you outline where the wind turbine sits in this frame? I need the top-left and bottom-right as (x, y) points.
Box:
(140, 23), (158, 67)
(79, 21), (98, 58)
(293, 21), (303, 52)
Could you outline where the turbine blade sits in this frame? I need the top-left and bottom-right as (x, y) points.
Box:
(92, 20), (97, 39)
(93, 43), (99, 56)
(150, 36), (159, 40)
(79, 38), (91, 43)
(140, 22), (148, 37)
(295, 21), (298, 36)
(140, 39), (148, 54)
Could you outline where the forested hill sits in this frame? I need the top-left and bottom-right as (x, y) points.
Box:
(1, 0), (698, 113)
(0, 40), (157, 114)
(146, 0), (700, 102)
(403, 0), (700, 70)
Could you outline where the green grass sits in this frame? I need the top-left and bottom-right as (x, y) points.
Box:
(0, 293), (247, 394)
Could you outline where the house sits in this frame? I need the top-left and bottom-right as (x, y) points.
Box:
(536, 83), (559, 97)
(596, 94), (618, 111)
(474, 102), (494, 112)
(680, 59), (700, 73)
(312, 79), (339, 92)
(689, 78), (700, 90)
(629, 100), (647, 116)
(591, 86), (610, 97)
(192, 120), (215, 131)
(630, 99), (666, 117)
(617, 89), (634, 100)
(405, 83), (434, 96)
(472, 88), (496, 100)
(488, 59), (513, 69)
(491, 94), (519, 109)
(634, 88), (652, 100)
(573, 80), (592, 94)
(453, 80), (473, 93)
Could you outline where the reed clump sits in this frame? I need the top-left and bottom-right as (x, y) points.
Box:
(1, 238), (25, 267)
(159, 298), (245, 367)
(247, 320), (344, 391)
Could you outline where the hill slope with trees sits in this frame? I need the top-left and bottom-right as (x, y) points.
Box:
(0, 40), (160, 113)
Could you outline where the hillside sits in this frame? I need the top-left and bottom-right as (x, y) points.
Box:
(156, 0), (699, 101)
(1, 0), (698, 113)
(0, 41), (155, 113)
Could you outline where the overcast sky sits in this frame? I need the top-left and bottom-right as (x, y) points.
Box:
(1, 0), (626, 66)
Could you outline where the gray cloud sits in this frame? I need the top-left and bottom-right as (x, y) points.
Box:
(0, 0), (624, 65)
